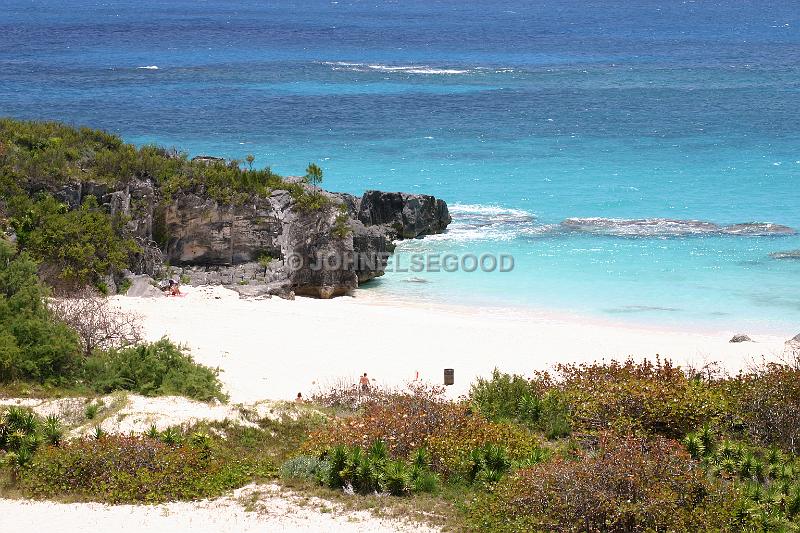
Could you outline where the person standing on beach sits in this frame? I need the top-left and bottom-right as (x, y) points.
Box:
(359, 373), (370, 392)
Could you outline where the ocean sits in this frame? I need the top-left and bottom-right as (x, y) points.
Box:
(2, 0), (799, 330)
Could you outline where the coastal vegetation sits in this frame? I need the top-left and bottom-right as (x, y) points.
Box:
(4, 354), (800, 530)
(0, 119), (334, 289)
(0, 237), (224, 400)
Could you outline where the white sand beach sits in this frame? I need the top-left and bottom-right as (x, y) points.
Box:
(113, 285), (793, 403)
(2, 286), (795, 532)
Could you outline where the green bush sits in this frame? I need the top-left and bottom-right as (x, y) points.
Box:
(727, 355), (800, 454)
(280, 455), (328, 482)
(470, 370), (571, 439)
(83, 337), (227, 402)
(543, 358), (727, 438)
(0, 239), (82, 383)
(0, 406), (64, 469)
(470, 369), (536, 422)
(20, 434), (248, 503)
(316, 440), (439, 496)
(8, 194), (139, 288)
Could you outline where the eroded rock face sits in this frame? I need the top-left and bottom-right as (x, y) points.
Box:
(163, 193), (282, 266)
(31, 174), (450, 298)
(357, 190), (451, 239)
(157, 187), (450, 298)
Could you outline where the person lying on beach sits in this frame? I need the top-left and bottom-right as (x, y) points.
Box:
(169, 280), (181, 296)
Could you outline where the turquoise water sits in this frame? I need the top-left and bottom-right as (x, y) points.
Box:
(1, 0), (799, 329)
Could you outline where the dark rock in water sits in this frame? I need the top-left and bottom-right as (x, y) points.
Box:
(723, 223), (796, 236)
(729, 334), (753, 343)
(560, 217), (796, 238)
(770, 250), (800, 260)
(561, 218), (720, 237)
(358, 190), (451, 239)
(350, 220), (395, 284)
(191, 155), (226, 165)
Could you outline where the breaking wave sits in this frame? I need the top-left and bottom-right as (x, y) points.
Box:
(136, 65), (159, 70)
(426, 203), (537, 242)
(322, 61), (470, 75)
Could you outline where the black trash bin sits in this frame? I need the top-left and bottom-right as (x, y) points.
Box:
(444, 368), (454, 386)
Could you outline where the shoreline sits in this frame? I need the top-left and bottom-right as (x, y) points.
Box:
(112, 286), (795, 403)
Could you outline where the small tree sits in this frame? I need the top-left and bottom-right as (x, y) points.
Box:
(305, 163), (323, 187)
(49, 288), (144, 355)
(258, 252), (273, 275)
(245, 154), (255, 170)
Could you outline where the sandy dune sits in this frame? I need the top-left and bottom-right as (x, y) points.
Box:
(1, 483), (438, 533)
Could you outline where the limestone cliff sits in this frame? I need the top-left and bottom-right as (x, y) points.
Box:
(47, 175), (450, 299)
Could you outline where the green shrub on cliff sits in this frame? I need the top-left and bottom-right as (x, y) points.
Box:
(0, 118), (289, 205)
(8, 194), (138, 288)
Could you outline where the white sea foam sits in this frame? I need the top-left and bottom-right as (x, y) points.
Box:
(137, 65), (159, 70)
(322, 61), (469, 75)
(425, 203), (537, 242)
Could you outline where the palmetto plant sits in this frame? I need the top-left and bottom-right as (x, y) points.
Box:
(160, 427), (182, 446)
(43, 414), (63, 446)
(683, 433), (705, 460)
(381, 460), (411, 496)
(145, 424), (160, 440)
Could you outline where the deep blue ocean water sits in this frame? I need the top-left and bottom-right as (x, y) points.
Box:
(2, 0), (799, 330)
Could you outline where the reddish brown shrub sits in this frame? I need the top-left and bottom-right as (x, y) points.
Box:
(304, 382), (543, 475)
(539, 357), (727, 437)
(470, 432), (735, 532)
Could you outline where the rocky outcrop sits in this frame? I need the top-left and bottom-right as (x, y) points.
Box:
(157, 185), (450, 298)
(770, 250), (800, 260)
(729, 334), (753, 343)
(20, 169), (450, 298)
(357, 190), (451, 239)
(122, 274), (164, 298)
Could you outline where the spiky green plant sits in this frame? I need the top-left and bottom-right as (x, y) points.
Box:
(43, 414), (63, 446)
(740, 451), (757, 480)
(410, 468), (439, 494)
(381, 460), (411, 496)
(368, 440), (388, 464)
(325, 445), (348, 489)
(93, 425), (106, 440)
(786, 485), (800, 518)
(683, 433), (705, 459)
(517, 393), (542, 423)
(767, 447), (785, 467)
(84, 403), (99, 420)
(411, 448), (430, 471)
(697, 424), (715, 455)
(145, 424), (159, 439)
(160, 427), (181, 446)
